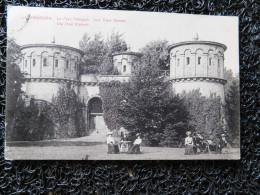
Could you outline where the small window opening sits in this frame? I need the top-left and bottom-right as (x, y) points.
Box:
(186, 57), (190, 65)
(33, 59), (36, 67)
(55, 59), (59, 67)
(66, 61), (69, 69)
(43, 58), (47, 66)
(198, 57), (201, 65)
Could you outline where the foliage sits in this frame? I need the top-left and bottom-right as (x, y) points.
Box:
(224, 69), (240, 145)
(99, 81), (126, 131)
(5, 38), (26, 140)
(79, 33), (107, 74)
(139, 39), (169, 70)
(181, 90), (223, 139)
(79, 31), (127, 75)
(52, 84), (86, 138)
(7, 99), (56, 141)
(119, 67), (189, 147)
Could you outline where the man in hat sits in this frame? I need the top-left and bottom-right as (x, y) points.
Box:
(194, 132), (207, 154)
(106, 131), (119, 154)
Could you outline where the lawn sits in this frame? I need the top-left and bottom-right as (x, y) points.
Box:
(5, 143), (240, 160)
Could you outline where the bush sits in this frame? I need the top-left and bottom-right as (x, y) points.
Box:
(52, 84), (86, 138)
(99, 81), (126, 131)
(7, 99), (56, 141)
(181, 90), (223, 139)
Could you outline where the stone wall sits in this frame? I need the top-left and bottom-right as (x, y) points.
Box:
(112, 52), (141, 75)
(172, 78), (226, 103)
(21, 44), (82, 80)
(169, 42), (225, 79)
(22, 78), (79, 102)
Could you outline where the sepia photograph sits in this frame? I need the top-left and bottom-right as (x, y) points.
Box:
(5, 6), (240, 160)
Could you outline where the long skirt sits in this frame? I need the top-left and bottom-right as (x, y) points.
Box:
(185, 145), (196, 155)
(127, 145), (141, 154)
(107, 144), (119, 154)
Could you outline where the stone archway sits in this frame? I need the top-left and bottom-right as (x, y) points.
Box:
(87, 97), (107, 134)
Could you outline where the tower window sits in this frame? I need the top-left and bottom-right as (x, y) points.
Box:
(74, 64), (77, 70)
(186, 57), (190, 65)
(33, 59), (36, 67)
(55, 59), (59, 67)
(25, 60), (27, 68)
(123, 65), (126, 72)
(218, 59), (220, 67)
(209, 58), (212, 66)
(43, 58), (47, 66)
(66, 60), (69, 69)
(198, 57), (201, 65)
(177, 59), (180, 66)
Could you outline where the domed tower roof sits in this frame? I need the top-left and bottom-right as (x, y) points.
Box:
(111, 51), (142, 57)
(21, 43), (84, 56)
(168, 33), (227, 52)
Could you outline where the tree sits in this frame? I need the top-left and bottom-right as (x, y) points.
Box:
(5, 38), (25, 141)
(79, 31), (128, 75)
(224, 69), (240, 145)
(99, 81), (126, 130)
(52, 84), (86, 138)
(119, 66), (189, 147)
(139, 40), (169, 70)
(79, 33), (107, 74)
(99, 31), (128, 75)
(182, 90), (223, 139)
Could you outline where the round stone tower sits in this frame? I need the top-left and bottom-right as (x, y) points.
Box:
(20, 43), (84, 102)
(112, 51), (142, 76)
(168, 34), (227, 103)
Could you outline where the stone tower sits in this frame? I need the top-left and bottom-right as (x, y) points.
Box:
(20, 44), (84, 102)
(112, 51), (142, 76)
(168, 34), (227, 103)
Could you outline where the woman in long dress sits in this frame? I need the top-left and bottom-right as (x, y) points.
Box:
(185, 131), (196, 155)
(127, 133), (142, 154)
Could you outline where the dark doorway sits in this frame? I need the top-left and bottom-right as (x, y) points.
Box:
(88, 97), (105, 132)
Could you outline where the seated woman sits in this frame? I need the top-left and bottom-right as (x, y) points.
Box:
(106, 132), (119, 154)
(185, 131), (196, 155)
(127, 133), (142, 154)
(194, 133), (207, 154)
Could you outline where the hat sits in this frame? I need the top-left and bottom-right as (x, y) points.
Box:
(106, 131), (113, 135)
(221, 134), (226, 137)
(186, 131), (191, 136)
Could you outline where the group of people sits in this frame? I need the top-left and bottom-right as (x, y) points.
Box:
(185, 131), (229, 155)
(106, 131), (142, 154)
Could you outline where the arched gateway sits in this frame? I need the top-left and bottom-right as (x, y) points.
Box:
(87, 97), (107, 133)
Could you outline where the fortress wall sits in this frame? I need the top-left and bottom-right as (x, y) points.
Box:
(22, 80), (79, 102)
(172, 80), (225, 104)
(170, 43), (225, 79)
(22, 81), (61, 102)
(78, 85), (100, 104)
(21, 46), (81, 80)
(113, 54), (140, 75)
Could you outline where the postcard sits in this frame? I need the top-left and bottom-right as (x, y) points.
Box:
(5, 6), (240, 160)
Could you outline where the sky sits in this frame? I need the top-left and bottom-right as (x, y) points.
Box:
(7, 6), (239, 74)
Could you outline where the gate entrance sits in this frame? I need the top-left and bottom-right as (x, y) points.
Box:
(88, 97), (107, 133)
